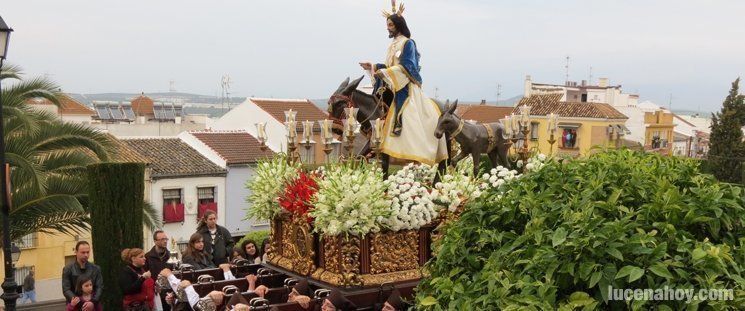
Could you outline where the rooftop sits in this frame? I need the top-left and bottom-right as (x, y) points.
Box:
(123, 138), (226, 179)
(190, 130), (275, 165)
(516, 94), (628, 120)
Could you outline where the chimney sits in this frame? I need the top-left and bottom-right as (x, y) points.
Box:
(524, 75), (533, 98)
(598, 78), (609, 88)
(480, 99), (486, 105)
(581, 80), (587, 86)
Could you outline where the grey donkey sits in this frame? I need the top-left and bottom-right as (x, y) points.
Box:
(434, 100), (511, 177)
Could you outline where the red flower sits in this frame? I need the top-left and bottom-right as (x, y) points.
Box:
(278, 171), (319, 222)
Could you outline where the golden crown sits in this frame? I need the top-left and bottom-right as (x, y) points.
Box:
(382, 0), (405, 18)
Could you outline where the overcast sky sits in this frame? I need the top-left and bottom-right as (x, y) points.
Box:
(3, 0), (744, 112)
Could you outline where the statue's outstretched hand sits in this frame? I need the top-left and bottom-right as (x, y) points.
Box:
(359, 62), (373, 70)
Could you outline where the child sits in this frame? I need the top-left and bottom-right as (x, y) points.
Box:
(66, 276), (102, 311)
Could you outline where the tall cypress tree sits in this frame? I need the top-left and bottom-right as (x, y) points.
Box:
(88, 163), (145, 310)
(709, 78), (745, 183)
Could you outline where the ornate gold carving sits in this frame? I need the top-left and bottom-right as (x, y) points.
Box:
(271, 214), (316, 275)
(359, 269), (423, 286)
(370, 230), (419, 274)
(322, 236), (341, 274)
(340, 235), (361, 286)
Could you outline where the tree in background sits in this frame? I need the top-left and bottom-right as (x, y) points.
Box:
(88, 162), (145, 310)
(708, 78), (745, 183)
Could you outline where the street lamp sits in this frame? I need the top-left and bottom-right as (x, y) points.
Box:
(0, 14), (18, 311)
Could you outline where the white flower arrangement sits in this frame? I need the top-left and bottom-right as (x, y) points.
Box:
(524, 153), (548, 172)
(429, 160), (482, 212)
(380, 163), (439, 231)
(480, 166), (520, 191)
(310, 162), (391, 237)
(246, 155), (301, 220)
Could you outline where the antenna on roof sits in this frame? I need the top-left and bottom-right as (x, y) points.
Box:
(434, 87), (439, 99)
(564, 55), (570, 85)
(668, 93), (673, 111)
(221, 74), (232, 113)
(588, 66), (593, 85)
(496, 83), (502, 105)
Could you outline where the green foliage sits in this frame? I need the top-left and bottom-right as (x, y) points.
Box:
(417, 149), (745, 310)
(237, 230), (270, 249)
(708, 78), (745, 183)
(88, 163), (145, 310)
(1, 63), (118, 241)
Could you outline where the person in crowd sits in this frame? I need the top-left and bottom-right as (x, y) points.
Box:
(120, 248), (155, 310)
(197, 210), (234, 266)
(260, 238), (270, 263)
(20, 269), (36, 303)
(321, 289), (357, 311)
(240, 240), (262, 264)
(62, 241), (103, 311)
(181, 232), (216, 270)
(375, 288), (406, 311)
(229, 247), (245, 264)
(66, 276), (102, 311)
(146, 230), (172, 311)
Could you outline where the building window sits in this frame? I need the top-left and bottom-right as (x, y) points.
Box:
(651, 131), (661, 149)
(197, 187), (217, 219)
(14, 266), (34, 287)
(163, 189), (184, 223)
(561, 128), (578, 149)
(530, 123), (539, 141)
(17, 233), (38, 249)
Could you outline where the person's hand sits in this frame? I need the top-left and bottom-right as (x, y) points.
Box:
(142, 271), (151, 279)
(178, 280), (191, 289)
(70, 297), (80, 306)
(82, 301), (94, 311)
(207, 291), (224, 305)
(245, 274), (257, 284)
(291, 295), (311, 309)
(234, 303), (250, 311)
(359, 62), (373, 70)
(254, 285), (268, 298)
(165, 292), (175, 305)
(219, 263), (231, 271)
(160, 268), (172, 277)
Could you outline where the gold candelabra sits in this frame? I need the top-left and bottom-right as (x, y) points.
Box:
(318, 119), (335, 163)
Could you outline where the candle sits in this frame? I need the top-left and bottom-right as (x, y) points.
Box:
(371, 118), (383, 143)
(284, 109), (297, 123)
(510, 113), (519, 134)
(255, 122), (267, 143)
(302, 120), (314, 143)
(547, 113), (554, 135)
(286, 120), (297, 139)
(502, 116), (512, 137)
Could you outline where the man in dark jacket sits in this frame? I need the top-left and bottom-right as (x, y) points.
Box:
(146, 230), (172, 311)
(62, 241), (104, 309)
(197, 211), (234, 265)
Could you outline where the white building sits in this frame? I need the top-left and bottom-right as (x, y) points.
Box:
(179, 130), (275, 236)
(615, 101), (667, 144)
(123, 138), (228, 247)
(524, 75), (639, 107)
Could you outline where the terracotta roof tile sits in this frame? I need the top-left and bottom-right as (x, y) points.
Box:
(455, 105), (514, 123)
(190, 130), (275, 165)
(131, 94), (155, 117)
(59, 95), (95, 115)
(251, 98), (328, 123)
(123, 138), (226, 179)
(109, 136), (150, 164)
(516, 94), (628, 120)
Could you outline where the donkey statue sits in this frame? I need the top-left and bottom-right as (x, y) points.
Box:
(434, 100), (511, 177)
(327, 76), (452, 180)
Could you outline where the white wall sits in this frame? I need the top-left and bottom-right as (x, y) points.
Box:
(61, 115), (93, 124)
(150, 176), (226, 243)
(211, 99), (285, 152)
(225, 165), (269, 236)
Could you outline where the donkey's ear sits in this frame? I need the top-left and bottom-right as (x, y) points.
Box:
(342, 75), (365, 95)
(335, 77), (350, 94)
(448, 100), (458, 114)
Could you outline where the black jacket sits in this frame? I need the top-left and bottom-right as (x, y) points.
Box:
(198, 225), (234, 265)
(62, 261), (104, 303)
(119, 264), (146, 295)
(181, 251), (216, 270)
(145, 246), (170, 279)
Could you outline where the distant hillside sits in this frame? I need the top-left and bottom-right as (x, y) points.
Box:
(68, 92), (245, 106)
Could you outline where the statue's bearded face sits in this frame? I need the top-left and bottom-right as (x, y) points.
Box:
(387, 19), (398, 38)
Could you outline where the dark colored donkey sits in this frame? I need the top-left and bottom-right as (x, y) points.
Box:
(434, 100), (511, 177)
(327, 76), (452, 180)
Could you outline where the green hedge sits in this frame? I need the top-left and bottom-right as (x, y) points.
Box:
(417, 150), (745, 310)
(237, 230), (270, 250)
(88, 163), (145, 310)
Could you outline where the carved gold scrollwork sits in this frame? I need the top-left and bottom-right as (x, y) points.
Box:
(370, 230), (419, 274)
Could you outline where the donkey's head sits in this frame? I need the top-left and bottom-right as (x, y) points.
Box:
(434, 100), (459, 139)
(327, 76), (364, 135)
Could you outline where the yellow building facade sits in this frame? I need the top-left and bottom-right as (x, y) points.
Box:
(644, 110), (675, 155)
(515, 94), (630, 157)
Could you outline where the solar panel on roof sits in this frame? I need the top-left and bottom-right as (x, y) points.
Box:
(174, 105), (183, 117)
(95, 105), (111, 120)
(163, 105), (175, 120)
(122, 106), (135, 120)
(109, 105), (124, 119)
(153, 105), (165, 119)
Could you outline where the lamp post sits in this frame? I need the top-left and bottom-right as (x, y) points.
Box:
(547, 113), (559, 155)
(0, 15), (18, 311)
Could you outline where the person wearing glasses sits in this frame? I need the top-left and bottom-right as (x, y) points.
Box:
(146, 230), (172, 311)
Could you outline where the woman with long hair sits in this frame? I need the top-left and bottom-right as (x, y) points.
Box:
(196, 210), (234, 265)
(240, 240), (262, 264)
(181, 232), (216, 270)
(119, 248), (155, 310)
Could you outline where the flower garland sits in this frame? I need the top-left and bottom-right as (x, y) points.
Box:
(381, 163), (439, 231)
(310, 162), (391, 236)
(278, 171), (319, 222)
(246, 155), (300, 220)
